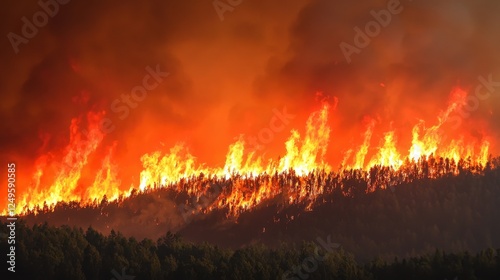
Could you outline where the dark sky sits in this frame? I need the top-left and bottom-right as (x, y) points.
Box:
(1, 0), (500, 210)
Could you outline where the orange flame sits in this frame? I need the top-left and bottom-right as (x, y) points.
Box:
(353, 120), (375, 169)
(5, 88), (495, 217)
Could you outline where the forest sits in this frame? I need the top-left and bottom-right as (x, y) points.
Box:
(3, 157), (500, 279)
(1, 221), (499, 279)
(18, 157), (500, 257)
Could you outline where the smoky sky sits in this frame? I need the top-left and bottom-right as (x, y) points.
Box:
(1, 0), (500, 197)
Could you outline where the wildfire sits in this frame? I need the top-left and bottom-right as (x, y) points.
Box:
(352, 119), (375, 170)
(367, 131), (403, 169)
(5, 87), (495, 217)
(16, 111), (110, 213)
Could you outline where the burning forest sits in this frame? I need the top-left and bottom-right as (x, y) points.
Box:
(2, 0), (500, 279)
(7, 93), (498, 218)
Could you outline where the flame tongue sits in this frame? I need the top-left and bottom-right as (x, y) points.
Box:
(278, 103), (331, 175)
(353, 120), (375, 170)
(18, 112), (107, 213)
(87, 142), (121, 202)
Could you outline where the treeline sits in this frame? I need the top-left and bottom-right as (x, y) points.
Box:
(1, 221), (500, 280)
(178, 162), (500, 259)
(17, 156), (500, 263)
(22, 156), (500, 216)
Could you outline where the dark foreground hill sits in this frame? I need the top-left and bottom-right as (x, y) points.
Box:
(1, 221), (500, 279)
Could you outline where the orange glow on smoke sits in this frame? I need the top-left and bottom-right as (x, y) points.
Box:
(3, 88), (495, 217)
